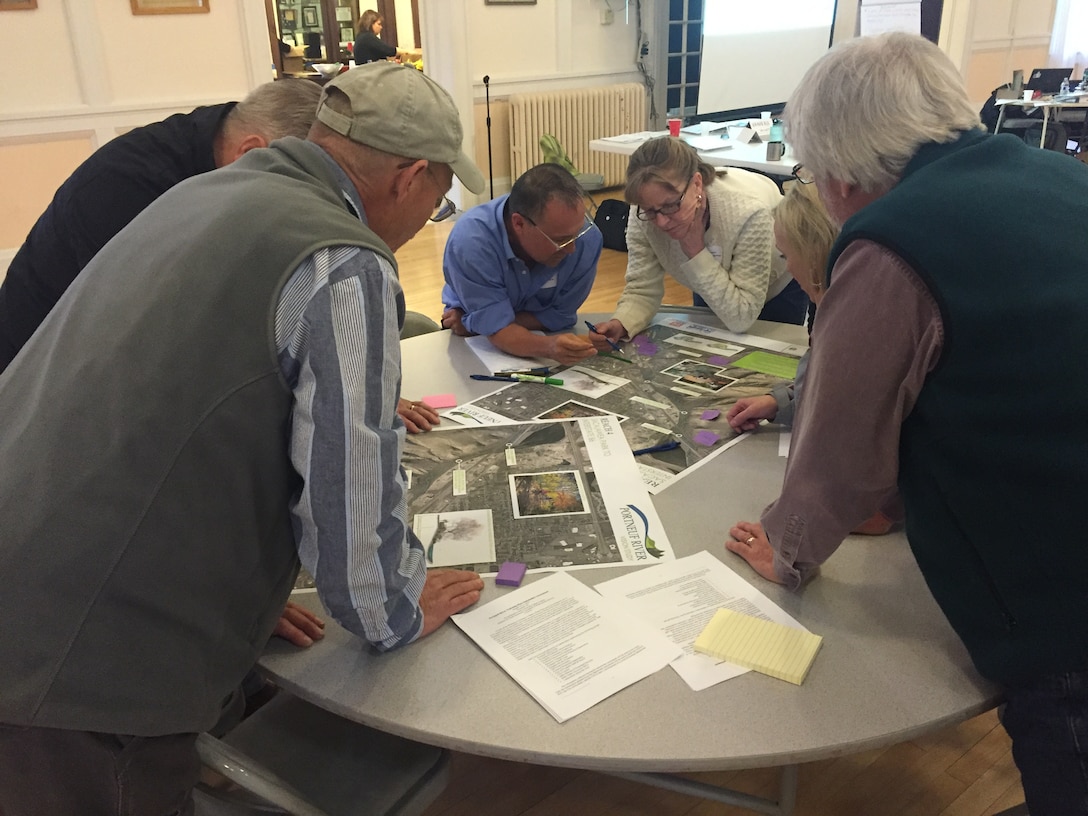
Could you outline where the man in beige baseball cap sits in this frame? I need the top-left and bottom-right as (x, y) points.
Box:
(0, 61), (485, 814)
(315, 61), (485, 197)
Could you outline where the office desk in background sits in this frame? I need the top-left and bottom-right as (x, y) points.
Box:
(591, 131), (797, 178)
(995, 93), (1088, 147)
(258, 312), (1000, 816)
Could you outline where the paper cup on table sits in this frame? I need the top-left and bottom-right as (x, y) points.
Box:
(667, 118), (681, 137)
(1023, 90), (1034, 101)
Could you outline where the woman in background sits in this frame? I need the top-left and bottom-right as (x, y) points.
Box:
(588, 137), (804, 346)
(353, 10), (401, 64)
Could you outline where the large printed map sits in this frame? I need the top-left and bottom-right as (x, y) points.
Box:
(443, 318), (805, 492)
(402, 415), (671, 574)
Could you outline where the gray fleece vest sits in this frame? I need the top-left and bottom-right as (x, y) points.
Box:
(0, 138), (394, 734)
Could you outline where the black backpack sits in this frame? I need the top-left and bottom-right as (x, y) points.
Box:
(593, 199), (629, 252)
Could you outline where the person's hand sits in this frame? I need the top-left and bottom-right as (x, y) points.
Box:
(587, 319), (627, 351)
(725, 521), (783, 584)
(726, 395), (779, 432)
(441, 308), (474, 337)
(398, 398), (440, 433)
(549, 333), (597, 365)
(272, 600), (326, 647)
(418, 569), (484, 638)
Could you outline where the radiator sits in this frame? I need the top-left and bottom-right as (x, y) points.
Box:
(508, 83), (646, 188)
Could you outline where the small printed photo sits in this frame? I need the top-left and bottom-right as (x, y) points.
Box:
(534, 400), (627, 423)
(510, 470), (589, 518)
(676, 372), (738, 392)
(660, 360), (727, 379)
(414, 509), (496, 567)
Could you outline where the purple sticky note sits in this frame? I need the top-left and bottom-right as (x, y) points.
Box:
(495, 561), (527, 587)
(707, 355), (731, 366)
(422, 393), (458, 409)
(636, 342), (659, 356)
(693, 430), (720, 446)
(701, 409), (721, 421)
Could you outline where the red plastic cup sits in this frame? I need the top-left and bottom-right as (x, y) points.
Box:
(667, 118), (681, 137)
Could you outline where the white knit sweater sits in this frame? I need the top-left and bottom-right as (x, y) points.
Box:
(612, 168), (788, 335)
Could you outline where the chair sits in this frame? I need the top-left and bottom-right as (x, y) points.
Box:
(192, 692), (450, 816)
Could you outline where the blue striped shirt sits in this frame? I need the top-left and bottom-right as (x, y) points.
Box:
(273, 151), (426, 651)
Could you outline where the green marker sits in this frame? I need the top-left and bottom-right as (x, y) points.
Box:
(510, 373), (563, 385)
(599, 351), (633, 364)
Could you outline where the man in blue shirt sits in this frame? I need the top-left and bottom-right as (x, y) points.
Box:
(441, 163), (602, 365)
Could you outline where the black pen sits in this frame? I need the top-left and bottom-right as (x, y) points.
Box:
(584, 320), (623, 353)
(470, 373), (564, 385)
(631, 440), (681, 456)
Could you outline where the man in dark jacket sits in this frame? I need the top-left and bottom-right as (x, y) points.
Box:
(0, 79), (321, 373)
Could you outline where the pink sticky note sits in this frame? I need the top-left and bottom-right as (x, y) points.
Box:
(701, 409), (721, 421)
(422, 393), (458, 409)
(693, 430), (720, 446)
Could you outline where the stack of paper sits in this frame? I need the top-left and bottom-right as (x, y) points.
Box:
(682, 135), (734, 153)
(453, 572), (681, 722)
(694, 608), (823, 685)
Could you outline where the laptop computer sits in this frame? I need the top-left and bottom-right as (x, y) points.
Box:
(1024, 67), (1073, 93)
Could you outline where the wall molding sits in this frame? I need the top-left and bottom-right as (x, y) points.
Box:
(0, 99), (235, 140)
(473, 69), (645, 99)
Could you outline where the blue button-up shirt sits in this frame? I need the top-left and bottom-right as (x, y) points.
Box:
(441, 195), (602, 337)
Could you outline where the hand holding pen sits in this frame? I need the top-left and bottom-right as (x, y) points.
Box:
(584, 319), (627, 353)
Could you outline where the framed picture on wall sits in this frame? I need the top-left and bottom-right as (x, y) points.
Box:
(281, 8), (296, 29)
(130, 0), (209, 13)
(302, 5), (319, 26)
(340, 26), (354, 43)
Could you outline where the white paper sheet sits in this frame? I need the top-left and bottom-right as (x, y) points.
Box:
(464, 334), (555, 373)
(593, 551), (812, 691)
(682, 135), (734, 152)
(860, 2), (920, 35)
(453, 571), (681, 722)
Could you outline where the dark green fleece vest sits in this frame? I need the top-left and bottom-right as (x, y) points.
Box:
(828, 131), (1088, 685)
(0, 138), (394, 734)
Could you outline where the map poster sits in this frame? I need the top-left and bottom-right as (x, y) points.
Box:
(442, 318), (803, 492)
(404, 415), (672, 574)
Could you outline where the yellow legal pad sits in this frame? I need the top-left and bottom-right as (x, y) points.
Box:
(693, 609), (823, 685)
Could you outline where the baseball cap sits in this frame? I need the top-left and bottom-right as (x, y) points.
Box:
(316, 62), (485, 194)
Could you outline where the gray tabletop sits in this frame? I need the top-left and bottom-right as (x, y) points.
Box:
(259, 311), (1000, 773)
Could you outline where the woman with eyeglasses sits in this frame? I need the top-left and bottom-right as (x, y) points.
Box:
(588, 137), (802, 348)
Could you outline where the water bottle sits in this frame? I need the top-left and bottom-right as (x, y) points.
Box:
(1060, 77), (1070, 96)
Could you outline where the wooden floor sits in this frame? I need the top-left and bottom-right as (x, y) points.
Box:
(397, 215), (1024, 816)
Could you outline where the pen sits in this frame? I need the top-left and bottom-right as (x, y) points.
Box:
(470, 373), (564, 385)
(599, 351), (633, 364)
(631, 440), (681, 456)
(584, 320), (623, 353)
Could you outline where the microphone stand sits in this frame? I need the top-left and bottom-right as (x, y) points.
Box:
(483, 75), (494, 200)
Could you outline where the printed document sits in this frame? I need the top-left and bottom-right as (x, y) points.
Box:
(453, 571), (680, 722)
(593, 550), (811, 691)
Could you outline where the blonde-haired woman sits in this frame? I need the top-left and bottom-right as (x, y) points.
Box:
(588, 136), (804, 347)
(727, 181), (834, 430)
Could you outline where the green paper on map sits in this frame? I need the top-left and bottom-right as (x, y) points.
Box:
(731, 351), (799, 379)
